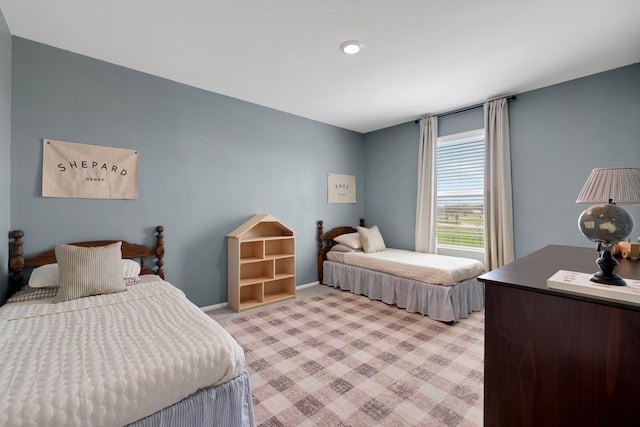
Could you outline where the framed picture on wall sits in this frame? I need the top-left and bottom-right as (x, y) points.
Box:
(328, 173), (356, 203)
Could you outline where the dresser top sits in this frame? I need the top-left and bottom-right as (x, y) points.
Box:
(479, 244), (640, 309)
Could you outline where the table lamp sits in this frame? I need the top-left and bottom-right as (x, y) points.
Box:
(576, 167), (640, 286)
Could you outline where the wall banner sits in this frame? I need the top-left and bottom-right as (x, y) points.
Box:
(42, 139), (139, 199)
(328, 173), (356, 203)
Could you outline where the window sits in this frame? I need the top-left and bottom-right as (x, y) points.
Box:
(436, 129), (485, 253)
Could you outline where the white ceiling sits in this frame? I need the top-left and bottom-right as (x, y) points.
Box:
(1, 0), (639, 133)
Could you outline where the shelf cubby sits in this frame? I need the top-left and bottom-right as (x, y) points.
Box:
(264, 277), (296, 304)
(238, 283), (263, 309)
(240, 240), (264, 262)
(239, 260), (274, 285)
(274, 257), (295, 278)
(265, 238), (294, 258)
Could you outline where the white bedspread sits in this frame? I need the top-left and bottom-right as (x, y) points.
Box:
(328, 248), (485, 286)
(0, 278), (245, 427)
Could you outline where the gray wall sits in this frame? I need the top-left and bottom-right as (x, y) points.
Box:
(364, 63), (640, 259)
(0, 9), (11, 304)
(10, 38), (365, 307)
(362, 122), (418, 249)
(510, 64), (640, 257)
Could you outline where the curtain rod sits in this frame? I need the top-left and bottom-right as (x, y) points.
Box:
(413, 95), (516, 123)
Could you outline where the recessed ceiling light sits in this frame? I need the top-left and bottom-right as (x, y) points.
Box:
(340, 40), (363, 55)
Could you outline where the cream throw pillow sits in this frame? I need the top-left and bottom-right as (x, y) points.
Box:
(53, 241), (127, 303)
(334, 232), (362, 249)
(357, 225), (387, 253)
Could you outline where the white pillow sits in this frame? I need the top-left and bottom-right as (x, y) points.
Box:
(28, 259), (142, 288)
(27, 263), (60, 288)
(122, 259), (142, 278)
(333, 232), (362, 250)
(53, 241), (126, 303)
(357, 225), (387, 253)
(330, 243), (362, 253)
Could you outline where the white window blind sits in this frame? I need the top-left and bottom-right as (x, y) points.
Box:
(436, 130), (485, 250)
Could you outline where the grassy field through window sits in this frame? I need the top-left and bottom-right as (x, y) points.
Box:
(436, 205), (484, 248)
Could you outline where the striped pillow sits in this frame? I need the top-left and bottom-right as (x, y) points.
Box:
(53, 241), (127, 303)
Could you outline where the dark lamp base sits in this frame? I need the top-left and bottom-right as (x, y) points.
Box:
(589, 271), (627, 286)
(590, 248), (627, 286)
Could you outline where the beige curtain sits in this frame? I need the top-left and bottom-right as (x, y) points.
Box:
(483, 99), (515, 270)
(415, 116), (438, 253)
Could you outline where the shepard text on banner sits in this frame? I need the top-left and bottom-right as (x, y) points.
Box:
(42, 139), (139, 199)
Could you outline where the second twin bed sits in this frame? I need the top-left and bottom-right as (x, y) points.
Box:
(317, 220), (485, 323)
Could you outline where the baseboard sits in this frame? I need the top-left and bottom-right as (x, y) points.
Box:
(200, 302), (227, 312)
(200, 281), (321, 311)
(297, 281), (320, 289)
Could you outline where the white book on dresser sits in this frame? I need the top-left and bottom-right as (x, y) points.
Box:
(547, 270), (640, 304)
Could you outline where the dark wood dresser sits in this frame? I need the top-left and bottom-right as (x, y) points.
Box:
(478, 244), (640, 427)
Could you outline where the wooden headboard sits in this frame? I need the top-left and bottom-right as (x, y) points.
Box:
(8, 226), (165, 298)
(317, 219), (365, 283)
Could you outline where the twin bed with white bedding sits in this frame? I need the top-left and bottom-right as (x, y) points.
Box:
(317, 220), (485, 323)
(1, 227), (254, 427)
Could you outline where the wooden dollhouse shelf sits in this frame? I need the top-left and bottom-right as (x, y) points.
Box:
(227, 214), (296, 312)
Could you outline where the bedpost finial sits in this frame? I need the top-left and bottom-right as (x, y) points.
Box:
(317, 220), (324, 246)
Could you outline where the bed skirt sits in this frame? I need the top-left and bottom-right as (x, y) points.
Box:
(323, 261), (484, 322)
(129, 370), (255, 427)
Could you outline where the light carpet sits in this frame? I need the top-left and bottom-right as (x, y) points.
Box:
(219, 291), (484, 426)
